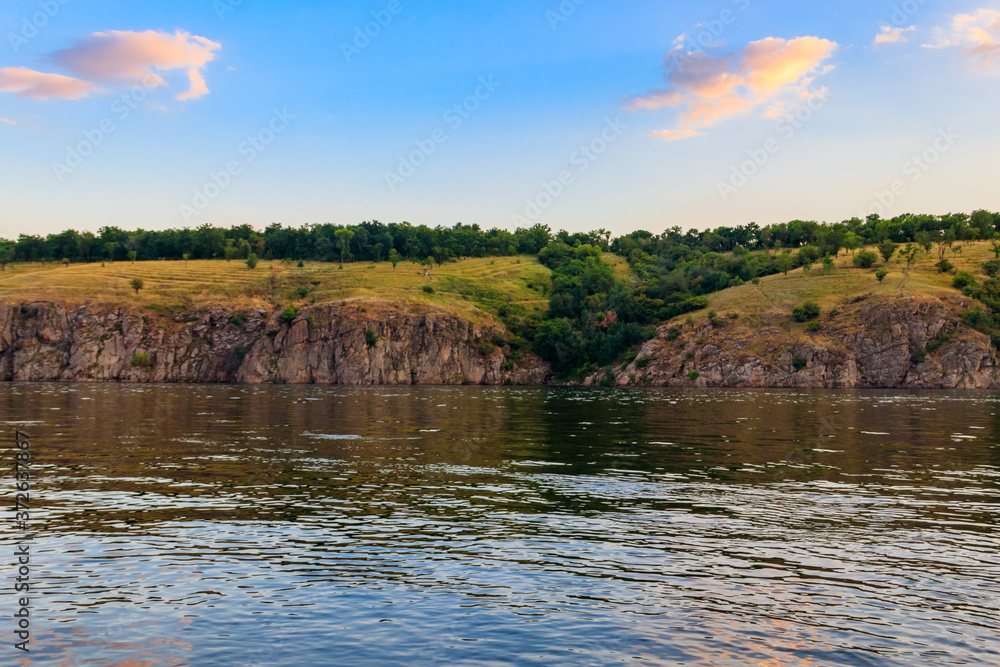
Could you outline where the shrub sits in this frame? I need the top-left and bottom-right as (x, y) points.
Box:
(246, 254), (258, 269)
(926, 332), (951, 352)
(422, 285), (435, 294)
(228, 314), (247, 327)
(296, 286), (310, 299)
(686, 351), (695, 360)
(667, 326), (681, 341)
(963, 309), (992, 331)
(751, 277), (761, 285)
(853, 250), (879, 268)
(983, 260), (1000, 278)
(297, 260), (305, 268)
(935, 259), (955, 273)
(365, 328), (378, 348)
(492, 333), (506, 347)
(875, 269), (888, 283)
(280, 306), (300, 323)
(806, 321), (821, 332)
(234, 345), (248, 360)
(953, 271), (975, 290)
(636, 356), (652, 369)
(130, 278), (144, 295)
(792, 354), (807, 371)
(130, 352), (152, 367)
(688, 371), (700, 381)
(823, 256), (836, 272)
(792, 301), (820, 322)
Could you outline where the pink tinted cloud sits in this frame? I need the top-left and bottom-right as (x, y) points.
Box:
(623, 36), (837, 137)
(0, 66), (100, 100)
(875, 26), (915, 46)
(926, 8), (1000, 68)
(49, 29), (221, 100)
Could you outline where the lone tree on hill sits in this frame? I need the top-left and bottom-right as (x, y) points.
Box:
(130, 278), (144, 295)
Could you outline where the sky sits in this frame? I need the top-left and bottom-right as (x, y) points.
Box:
(1, 0), (999, 239)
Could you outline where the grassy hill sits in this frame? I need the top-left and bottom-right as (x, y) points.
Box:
(0, 255), (553, 322)
(691, 241), (993, 327)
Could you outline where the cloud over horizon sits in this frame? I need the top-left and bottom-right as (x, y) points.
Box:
(0, 29), (221, 102)
(0, 66), (100, 100)
(926, 8), (1000, 69)
(623, 36), (837, 141)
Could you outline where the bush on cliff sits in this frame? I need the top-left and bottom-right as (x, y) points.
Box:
(792, 301), (820, 322)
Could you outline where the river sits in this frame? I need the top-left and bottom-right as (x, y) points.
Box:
(2, 385), (999, 665)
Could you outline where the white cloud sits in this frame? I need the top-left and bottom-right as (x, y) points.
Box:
(1, 117), (16, 125)
(875, 25), (915, 46)
(623, 36), (838, 137)
(925, 8), (1000, 68)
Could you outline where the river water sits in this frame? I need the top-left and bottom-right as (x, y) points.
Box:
(2, 385), (999, 666)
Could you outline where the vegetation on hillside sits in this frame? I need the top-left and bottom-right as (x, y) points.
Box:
(3, 210), (1000, 378)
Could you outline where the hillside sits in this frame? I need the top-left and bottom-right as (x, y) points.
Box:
(0, 256), (551, 324)
(608, 242), (1000, 388)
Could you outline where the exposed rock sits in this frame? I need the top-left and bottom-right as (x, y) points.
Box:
(0, 301), (551, 385)
(607, 294), (1000, 389)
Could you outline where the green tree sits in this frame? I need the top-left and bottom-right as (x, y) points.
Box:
(875, 269), (888, 283)
(130, 278), (144, 295)
(246, 253), (259, 269)
(775, 252), (793, 276)
(128, 250), (137, 264)
(335, 228), (355, 264)
(901, 243), (922, 271)
(853, 250), (879, 268)
(0, 244), (12, 272)
(183, 252), (191, 265)
(389, 248), (401, 270)
(878, 240), (898, 264)
(105, 242), (119, 262)
(843, 232), (860, 257)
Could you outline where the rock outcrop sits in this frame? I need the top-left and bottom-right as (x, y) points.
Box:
(606, 293), (1000, 389)
(0, 301), (551, 385)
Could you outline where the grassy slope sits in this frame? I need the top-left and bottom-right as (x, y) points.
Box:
(0, 256), (553, 323)
(696, 242), (992, 326)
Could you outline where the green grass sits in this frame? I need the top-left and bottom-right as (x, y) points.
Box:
(702, 241), (995, 322)
(0, 256), (553, 322)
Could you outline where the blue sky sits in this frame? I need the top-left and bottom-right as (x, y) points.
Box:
(2, 0), (999, 238)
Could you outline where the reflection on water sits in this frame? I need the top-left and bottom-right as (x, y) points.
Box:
(2, 385), (999, 666)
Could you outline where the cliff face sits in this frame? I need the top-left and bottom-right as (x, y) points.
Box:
(610, 294), (1000, 389)
(0, 302), (551, 385)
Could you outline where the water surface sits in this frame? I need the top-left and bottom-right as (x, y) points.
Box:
(2, 385), (999, 665)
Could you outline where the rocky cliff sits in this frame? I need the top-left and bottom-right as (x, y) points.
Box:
(608, 293), (1000, 389)
(0, 301), (551, 385)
